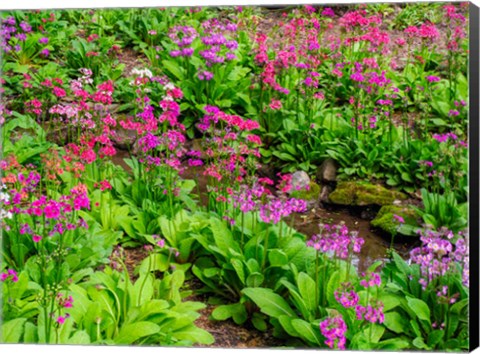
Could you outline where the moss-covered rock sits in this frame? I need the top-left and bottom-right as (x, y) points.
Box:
(290, 182), (321, 201)
(329, 181), (407, 206)
(371, 205), (420, 236)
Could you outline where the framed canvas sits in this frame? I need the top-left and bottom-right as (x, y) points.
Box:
(0, 0), (478, 353)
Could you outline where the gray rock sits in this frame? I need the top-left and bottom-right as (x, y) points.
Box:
(112, 125), (137, 150)
(317, 158), (337, 182)
(319, 185), (333, 203)
(290, 171), (311, 193)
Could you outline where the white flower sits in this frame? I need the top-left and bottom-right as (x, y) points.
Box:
(164, 82), (175, 91)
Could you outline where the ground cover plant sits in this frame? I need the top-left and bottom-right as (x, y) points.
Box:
(0, 2), (470, 351)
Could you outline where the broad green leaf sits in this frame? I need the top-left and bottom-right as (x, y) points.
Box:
(278, 315), (299, 337)
(297, 272), (317, 314)
(427, 330), (445, 347)
(174, 326), (214, 345)
(242, 288), (296, 318)
(413, 337), (430, 350)
(377, 337), (411, 350)
(246, 272), (264, 287)
(384, 312), (408, 334)
(210, 218), (240, 256)
(291, 319), (322, 346)
(115, 321), (160, 344)
(212, 303), (247, 325)
(407, 297), (431, 324)
(162, 60), (184, 80)
(1, 318), (27, 343)
(268, 249), (288, 267)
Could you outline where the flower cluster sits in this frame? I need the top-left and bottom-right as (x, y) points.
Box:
(55, 293), (74, 325)
(319, 316), (347, 350)
(306, 223), (364, 259)
(0, 268), (18, 282)
(168, 26), (198, 57)
(335, 282), (360, 308)
(4, 182), (90, 243)
(259, 196), (307, 224)
(1, 17), (48, 54)
(409, 228), (469, 288)
(355, 301), (385, 323)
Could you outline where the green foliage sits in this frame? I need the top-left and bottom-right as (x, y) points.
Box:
(415, 189), (468, 233)
(69, 267), (214, 345)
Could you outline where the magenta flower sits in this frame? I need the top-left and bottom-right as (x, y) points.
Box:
(393, 214), (405, 224)
(0, 269), (18, 282)
(335, 283), (360, 308)
(359, 272), (381, 288)
(320, 316), (347, 350)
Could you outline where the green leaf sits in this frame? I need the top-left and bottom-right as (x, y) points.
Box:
(246, 272), (264, 287)
(67, 330), (91, 344)
(115, 321), (160, 344)
(210, 218), (240, 256)
(370, 324), (385, 343)
(427, 330), (444, 347)
(231, 258), (245, 285)
(268, 249), (288, 267)
(162, 60), (184, 80)
(291, 319), (322, 345)
(227, 67), (250, 81)
(278, 315), (299, 337)
(212, 303), (247, 325)
(252, 313), (267, 332)
(174, 327), (215, 345)
(384, 312), (408, 334)
(407, 297), (431, 324)
(392, 252), (411, 276)
(413, 337), (430, 350)
(297, 272), (317, 314)
(377, 337), (411, 350)
(242, 288), (296, 318)
(1, 318), (27, 343)
(23, 322), (37, 344)
(401, 172), (413, 183)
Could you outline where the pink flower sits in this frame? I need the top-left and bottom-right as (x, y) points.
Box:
(269, 99), (282, 110)
(393, 214), (405, 224)
(52, 86), (66, 98)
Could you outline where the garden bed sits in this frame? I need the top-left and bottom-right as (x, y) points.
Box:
(0, 3), (470, 351)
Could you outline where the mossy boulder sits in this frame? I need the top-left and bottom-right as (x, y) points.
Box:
(290, 182), (321, 201)
(328, 181), (407, 206)
(371, 205), (420, 236)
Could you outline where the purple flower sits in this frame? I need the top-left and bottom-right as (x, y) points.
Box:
(350, 72), (364, 82)
(319, 316), (347, 350)
(40, 48), (50, 57)
(359, 272), (381, 288)
(335, 283), (360, 308)
(39, 37), (49, 44)
(15, 33), (27, 41)
(393, 214), (405, 224)
(0, 269), (18, 282)
(306, 223), (364, 259)
(19, 21), (32, 32)
(426, 75), (440, 83)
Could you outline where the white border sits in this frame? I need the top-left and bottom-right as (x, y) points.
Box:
(1, 1), (479, 354)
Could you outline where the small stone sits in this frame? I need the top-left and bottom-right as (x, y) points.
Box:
(317, 158), (337, 182)
(290, 171), (311, 193)
(319, 185), (333, 203)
